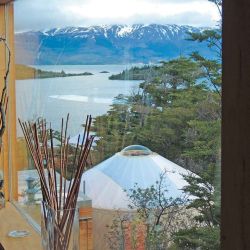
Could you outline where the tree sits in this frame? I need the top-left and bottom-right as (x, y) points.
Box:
(93, 103), (136, 163)
(173, 226), (220, 250)
(183, 165), (220, 227)
(105, 212), (130, 250)
(172, 1), (222, 248)
(160, 57), (203, 90)
(181, 118), (221, 173)
(173, 165), (220, 249)
(187, 1), (222, 96)
(93, 74), (220, 174)
(190, 51), (221, 97)
(93, 57), (220, 171)
(106, 171), (191, 250)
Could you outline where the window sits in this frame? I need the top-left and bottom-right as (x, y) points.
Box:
(12, 0), (222, 249)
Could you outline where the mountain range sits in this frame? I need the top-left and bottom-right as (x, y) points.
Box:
(15, 24), (212, 65)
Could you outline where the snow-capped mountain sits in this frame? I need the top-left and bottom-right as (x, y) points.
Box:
(15, 24), (211, 65)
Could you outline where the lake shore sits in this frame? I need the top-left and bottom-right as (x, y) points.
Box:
(15, 64), (93, 80)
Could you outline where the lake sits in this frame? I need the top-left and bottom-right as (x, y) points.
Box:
(16, 65), (141, 136)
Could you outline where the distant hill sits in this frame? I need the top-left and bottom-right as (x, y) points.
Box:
(15, 24), (212, 65)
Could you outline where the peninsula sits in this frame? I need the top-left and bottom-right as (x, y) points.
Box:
(15, 64), (93, 80)
(109, 65), (159, 80)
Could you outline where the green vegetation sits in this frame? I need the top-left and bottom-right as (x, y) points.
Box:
(16, 64), (93, 80)
(109, 58), (202, 84)
(105, 172), (192, 250)
(173, 226), (220, 250)
(105, 166), (220, 249)
(109, 65), (159, 80)
(93, 56), (221, 174)
(95, 54), (221, 248)
(172, 165), (220, 249)
(127, 172), (189, 250)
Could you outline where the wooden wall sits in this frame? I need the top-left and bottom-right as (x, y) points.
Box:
(0, 1), (14, 4)
(79, 206), (93, 250)
(0, 2), (17, 201)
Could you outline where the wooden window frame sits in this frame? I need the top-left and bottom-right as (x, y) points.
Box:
(222, 0), (250, 248)
(2, 0), (250, 248)
(0, 0), (17, 202)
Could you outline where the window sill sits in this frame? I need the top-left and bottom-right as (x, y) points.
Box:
(0, 202), (42, 250)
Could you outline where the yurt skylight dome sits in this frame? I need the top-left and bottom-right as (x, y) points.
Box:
(121, 145), (152, 156)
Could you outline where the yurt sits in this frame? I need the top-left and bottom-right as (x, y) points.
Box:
(80, 145), (192, 210)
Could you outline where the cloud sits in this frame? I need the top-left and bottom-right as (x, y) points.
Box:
(159, 11), (218, 27)
(141, 0), (208, 2)
(14, 0), (220, 31)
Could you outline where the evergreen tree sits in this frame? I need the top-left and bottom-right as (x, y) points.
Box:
(173, 165), (220, 249)
(172, 1), (222, 248)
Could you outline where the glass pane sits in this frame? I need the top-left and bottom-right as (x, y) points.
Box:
(14, 0), (221, 249)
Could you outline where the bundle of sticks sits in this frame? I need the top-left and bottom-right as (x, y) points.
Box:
(19, 114), (94, 250)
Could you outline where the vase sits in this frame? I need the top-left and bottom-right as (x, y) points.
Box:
(41, 202), (79, 250)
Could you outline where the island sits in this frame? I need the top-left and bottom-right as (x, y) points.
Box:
(100, 71), (110, 73)
(15, 64), (93, 80)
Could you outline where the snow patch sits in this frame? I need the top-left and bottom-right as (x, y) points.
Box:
(117, 26), (133, 37)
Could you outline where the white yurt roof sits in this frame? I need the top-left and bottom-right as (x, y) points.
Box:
(80, 145), (192, 210)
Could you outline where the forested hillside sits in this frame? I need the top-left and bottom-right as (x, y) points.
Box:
(92, 56), (221, 174)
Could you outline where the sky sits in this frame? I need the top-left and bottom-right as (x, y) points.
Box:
(14, 0), (220, 32)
